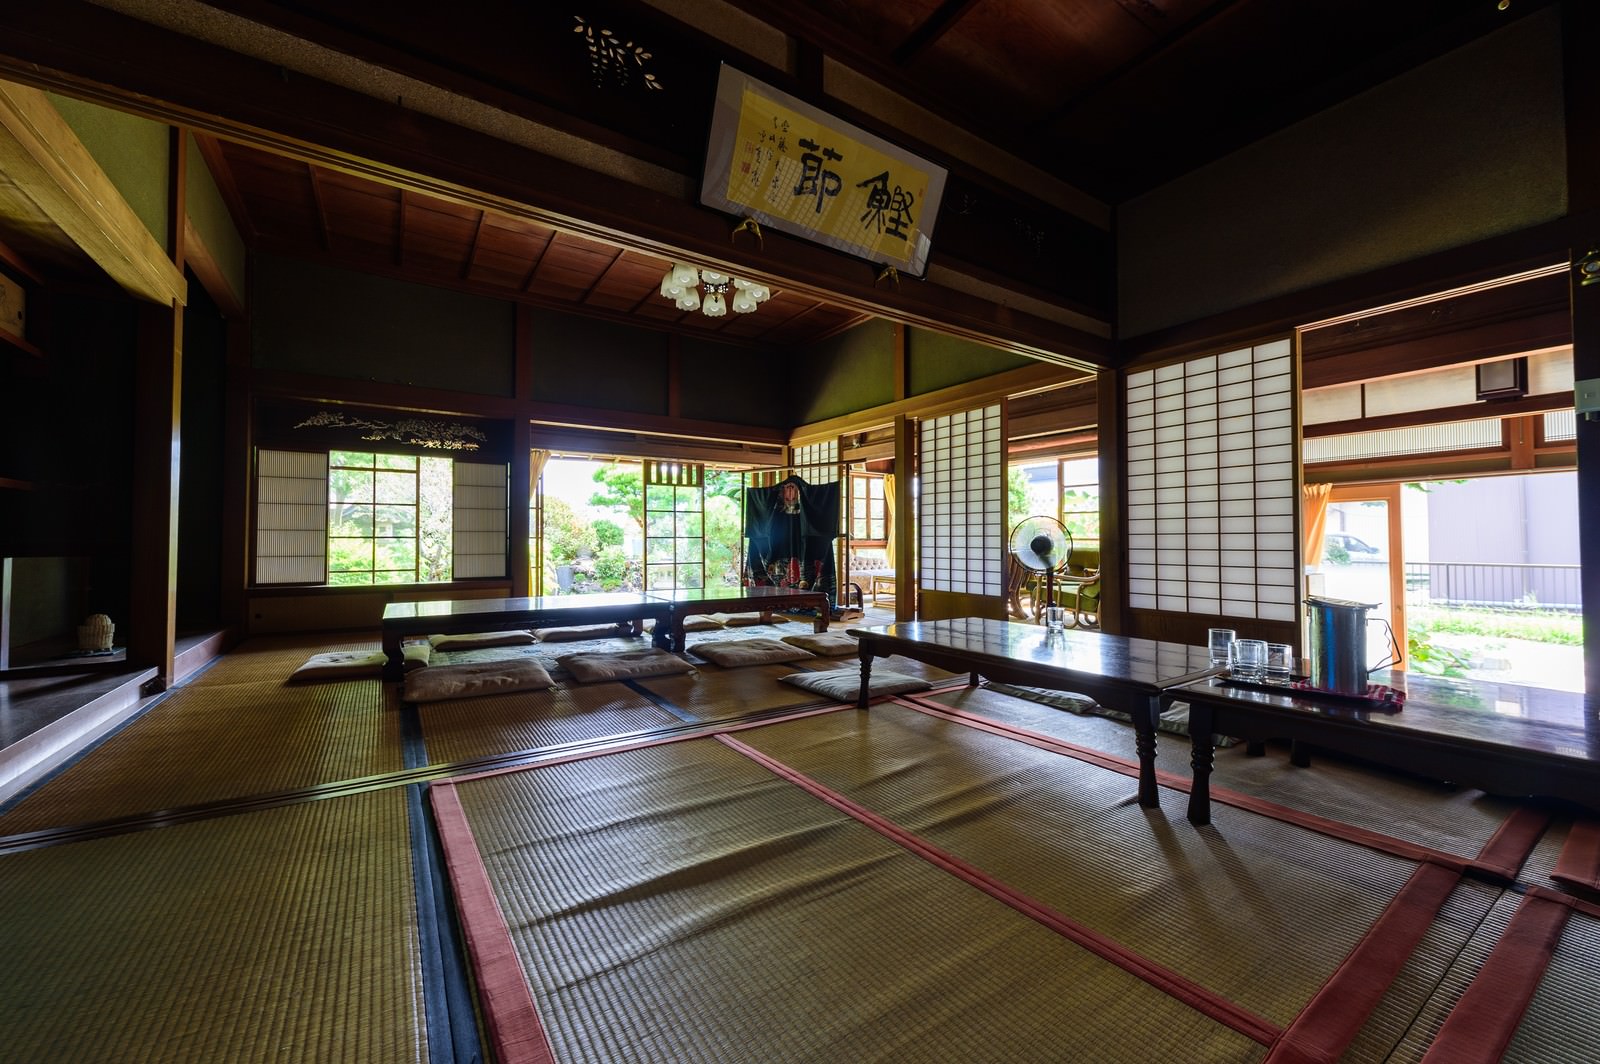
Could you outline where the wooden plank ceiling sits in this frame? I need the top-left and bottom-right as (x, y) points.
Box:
(205, 137), (872, 349)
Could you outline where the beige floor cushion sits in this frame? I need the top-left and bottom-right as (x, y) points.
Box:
(693, 638), (814, 668)
(558, 648), (696, 683)
(779, 668), (930, 700)
(289, 644), (430, 682)
(642, 617), (724, 634)
(428, 630), (536, 650)
(710, 612), (771, 627)
(781, 632), (858, 657)
(533, 624), (631, 642)
(403, 657), (555, 702)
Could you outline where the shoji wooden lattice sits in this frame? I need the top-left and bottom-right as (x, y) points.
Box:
(453, 462), (509, 578)
(1125, 339), (1297, 622)
(644, 460), (705, 591)
(919, 405), (1004, 596)
(255, 449), (327, 584)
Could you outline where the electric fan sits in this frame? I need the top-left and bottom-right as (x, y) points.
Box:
(1008, 515), (1073, 619)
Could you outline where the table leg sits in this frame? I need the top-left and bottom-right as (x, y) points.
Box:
(1136, 694), (1161, 808)
(1290, 741), (1312, 768)
(1187, 702), (1216, 826)
(673, 621), (688, 654)
(382, 629), (404, 682)
(857, 653), (874, 709)
(814, 612), (828, 633)
(1245, 741), (1266, 757)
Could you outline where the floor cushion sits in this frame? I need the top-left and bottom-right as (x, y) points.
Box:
(558, 648), (695, 683)
(779, 668), (930, 700)
(290, 644), (430, 682)
(533, 623), (631, 642)
(693, 638), (814, 668)
(403, 657), (554, 702)
(710, 612), (771, 627)
(427, 630), (536, 650)
(781, 632), (858, 657)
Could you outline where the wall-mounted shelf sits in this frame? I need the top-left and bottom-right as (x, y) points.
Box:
(0, 328), (42, 359)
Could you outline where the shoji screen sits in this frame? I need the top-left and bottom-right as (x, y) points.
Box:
(255, 449), (327, 584)
(919, 404), (1004, 595)
(1125, 340), (1296, 622)
(791, 440), (838, 485)
(453, 462), (509, 578)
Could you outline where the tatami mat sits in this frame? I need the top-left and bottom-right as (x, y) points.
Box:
(920, 683), (1521, 864)
(180, 633), (387, 687)
(0, 790), (426, 1063)
(0, 676), (403, 833)
(733, 700), (1461, 1031)
(417, 683), (679, 765)
(631, 665), (829, 720)
(441, 737), (1266, 1064)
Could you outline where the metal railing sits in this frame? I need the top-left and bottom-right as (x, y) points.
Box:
(1403, 562), (1581, 612)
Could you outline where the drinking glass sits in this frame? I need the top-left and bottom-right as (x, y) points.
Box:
(1207, 628), (1236, 667)
(1230, 638), (1267, 681)
(1044, 605), (1067, 630)
(1265, 643), (1295, 683)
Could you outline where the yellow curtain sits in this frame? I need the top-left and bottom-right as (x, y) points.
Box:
(881, 473), (896, 544)
(530, 449), (551, 592)
(1303, 482), (1333, 568)
(529, 448), (550, 496)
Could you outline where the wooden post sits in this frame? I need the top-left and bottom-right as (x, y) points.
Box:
(130, 300), (181, 686)
(0, 556), (11, 669)
(1565, 0), (1600, 705)
(893, 413), (914, 623)
(511, 304), (535, 597)
(1096, 366), (1122, 634)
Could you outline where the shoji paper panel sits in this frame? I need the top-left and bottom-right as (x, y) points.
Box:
(791, 440), (838, 484)
(453, 462), (508, 578)
(919, 405), (1003, 596)
(1126, 340), (1296, 622)
(255, 449), (327, 584)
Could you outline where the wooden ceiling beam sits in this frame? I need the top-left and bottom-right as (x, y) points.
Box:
(891, 0), (986, 65)
(395, 187), (407, 267)
(306, 163), (330, 252)
(463, 209), (486, 281)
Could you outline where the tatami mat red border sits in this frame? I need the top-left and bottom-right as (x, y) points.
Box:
(430, 782), (556, 1064)
(1418, 892), (1572, 1064)
(1474, 805), (1551, 882)
(1266, 862), (1464, 1064)
(1552, 817), (1600, 892)
(714, 731), (1283, 1047)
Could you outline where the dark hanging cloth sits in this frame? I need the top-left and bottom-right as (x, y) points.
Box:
(745, 476), (841, 605)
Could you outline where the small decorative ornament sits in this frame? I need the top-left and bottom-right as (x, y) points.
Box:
(78, 613), (114, 652)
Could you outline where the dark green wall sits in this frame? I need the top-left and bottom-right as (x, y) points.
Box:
(252, 254), (515, 395)
(908, 329), (1034, 395)
(529, 309), (668, 415)
(678, 337), (790, 428)
(186, 133), (247, 306)
(48, 92), (170, 251)
(789, 319), (896, 425)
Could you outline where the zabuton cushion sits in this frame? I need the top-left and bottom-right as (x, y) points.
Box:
(710, 612), (771, 627)
(778, 668), (930, 701)
(290, 644), (430, 682)
(402, 657), (554, 703)
(780, 632), (859, 657)
(692, 638), (814, 668)
(533, 624), (631, 643)
(558, 649), (695, 683)
(427, 630), (536, 650)
(643, 617), (725, 634)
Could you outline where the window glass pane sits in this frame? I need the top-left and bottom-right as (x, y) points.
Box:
(376, 453), (417, 470)
(677, 564), (704, 588)
(647, 513), (675, 539)
(375, 505), (417, 536)
(331, 468), (373, 502)
(681, 512), (703, 539)
(329, 538), (372, 571)
(647, 538), (674, 563)
(331, 450), (374, 467)
(328, 570), (370, 587)
(329, 505), (374, 537)
(377, 538), (416, 571)
(646, 484), (675, 510)
(375, 471), (416, 504)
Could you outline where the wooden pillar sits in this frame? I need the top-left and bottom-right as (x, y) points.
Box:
(893, 413), (914, 623)
(130, 300), (181, 686)
(1096, 366), (1123, 634)
(1565, 0), (1600, 705)
(0, 556), (12, 669)
(219, 316), (251, 629)
(510, 304), (535, 596)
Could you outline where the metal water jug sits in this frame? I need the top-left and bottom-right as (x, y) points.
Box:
(1304, 596), (1376, 694)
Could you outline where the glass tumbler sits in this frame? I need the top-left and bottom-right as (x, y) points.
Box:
(1230, 639), (1267, 681)
(1207, 628), (1236, 667)
(1265, 643), (1295, 683)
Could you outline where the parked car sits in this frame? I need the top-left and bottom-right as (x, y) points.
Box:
(1326, 533), (1381, 556)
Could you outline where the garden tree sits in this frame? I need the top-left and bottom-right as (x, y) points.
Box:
(588, 464), (644, 533)
(417, 458), (453, 581)
(593, 518), (624, 549)
(704, 494), (743, 586)
(543, 497), (598, 564)
(1007, 467), (1032, 531)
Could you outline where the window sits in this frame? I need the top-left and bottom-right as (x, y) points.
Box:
(1058, 456), (1099, 550)
(850, 472), (887, 543)
(255, 448), (507, 586)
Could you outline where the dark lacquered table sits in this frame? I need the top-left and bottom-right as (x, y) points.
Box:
(849, 618), (1218, 808)
(380, 593), (671, 680)
(1169, 671), (1600, 825)
(650, 586), (828, 652)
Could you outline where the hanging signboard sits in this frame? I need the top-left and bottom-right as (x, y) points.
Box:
(700, 64), (947, 278)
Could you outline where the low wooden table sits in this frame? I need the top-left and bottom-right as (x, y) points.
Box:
(1169, 671), (1600, 825)
(850, 618), (1217, 809)
(652, 586), (828, 653)
(380, 593), (671, 680)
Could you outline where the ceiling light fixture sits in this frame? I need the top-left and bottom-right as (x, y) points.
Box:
(659, 262), (771, 317)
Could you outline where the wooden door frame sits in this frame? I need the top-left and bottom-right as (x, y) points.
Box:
(1327, 482), (1407, 668)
